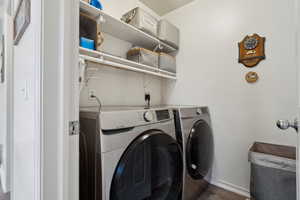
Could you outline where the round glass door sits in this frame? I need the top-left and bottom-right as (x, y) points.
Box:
(186, 120), (214, 180)
(110, 130), (183, 200)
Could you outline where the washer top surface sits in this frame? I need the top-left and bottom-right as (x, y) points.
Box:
(80, 105), (207, 112)
(80, 106), (175, 130)
(80, 105), (173, 113)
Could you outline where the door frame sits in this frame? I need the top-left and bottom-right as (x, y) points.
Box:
(41, 0), (79, 200)
(1, 0), (14, 193)
(296, 0), (300, 199)
(41, 0), (63, 197)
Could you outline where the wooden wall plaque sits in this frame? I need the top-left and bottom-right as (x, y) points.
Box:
(239, 34), (265, 67)
(245, 72), (259, 83)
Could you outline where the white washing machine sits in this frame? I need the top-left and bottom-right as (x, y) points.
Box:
(173, 106), (214, 200)
(79, 106), (183, 200)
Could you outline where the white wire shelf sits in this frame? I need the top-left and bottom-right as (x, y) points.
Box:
(79, 1), (178, 53)
(79, 47), (177, 80)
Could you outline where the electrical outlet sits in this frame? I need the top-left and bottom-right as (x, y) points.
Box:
(88, 89), (96, 100)
(145, 93), (151, 108)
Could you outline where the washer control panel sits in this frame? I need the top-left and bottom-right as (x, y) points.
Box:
(156, 110), (171, 121)
(99, 108), (173, 130)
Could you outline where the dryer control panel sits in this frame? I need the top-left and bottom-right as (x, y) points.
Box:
(179, 107), (209, 119)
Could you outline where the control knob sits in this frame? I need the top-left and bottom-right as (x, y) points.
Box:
(196, 108), (202, 115)
(144, 111), (154, 122)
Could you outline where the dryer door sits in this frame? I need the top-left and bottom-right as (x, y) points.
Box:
(186, 120), (214, 180)
(110, 130), (183, 200)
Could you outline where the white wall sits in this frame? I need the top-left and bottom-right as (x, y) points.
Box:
(163, 0), (298, 195)
(12, 0), (41, 199)
(80, 0), (163, 107)
(0, 0), (13, 193)
(0, 4), (7, 189)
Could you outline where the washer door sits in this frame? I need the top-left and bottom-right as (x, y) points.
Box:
(186, 120), (214, 180)
(110, 130), (183, 200)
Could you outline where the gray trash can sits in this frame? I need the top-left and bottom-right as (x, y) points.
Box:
(249, 142), (296, 200)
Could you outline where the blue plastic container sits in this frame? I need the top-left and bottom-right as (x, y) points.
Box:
(80, 37), (95, 50)
(90, 0), (103, 10)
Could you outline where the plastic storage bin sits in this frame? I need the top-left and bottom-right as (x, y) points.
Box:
(159, 53), (176, 73)
(249, 142), (296, 200)
(121, 7), (158, 37)
(80, 37), (95, 50)
(158, 20), (180, 49)
(90, 0), (103, 10)
(127, 48), (159, 68)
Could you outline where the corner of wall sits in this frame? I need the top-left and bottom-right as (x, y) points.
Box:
(210, 178), (250, 198)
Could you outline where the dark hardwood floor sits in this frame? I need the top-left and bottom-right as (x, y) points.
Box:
(198, 185), (249, 200)
(0, 184), (247, 200)
(0, 182), (9, 200)
(0, 193), (9, 200)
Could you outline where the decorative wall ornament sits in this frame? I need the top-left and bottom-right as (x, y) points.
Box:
(0, 35), (4, 83)
(14, 0), (31, 45)
(245, 71), (259, 83)
(239, 34), (265, 67)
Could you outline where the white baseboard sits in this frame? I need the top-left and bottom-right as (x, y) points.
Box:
(210, 179), (250, 198)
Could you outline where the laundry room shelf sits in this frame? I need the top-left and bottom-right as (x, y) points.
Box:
(79, 0), (178, 53)
(79, 47), (177, 80)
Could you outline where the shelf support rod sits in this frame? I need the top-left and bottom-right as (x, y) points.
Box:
(79, 54), (177, 80)
(153, 43), (163, 52)
(97, 14), (105, 24)
(79, 58), (87, 90)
